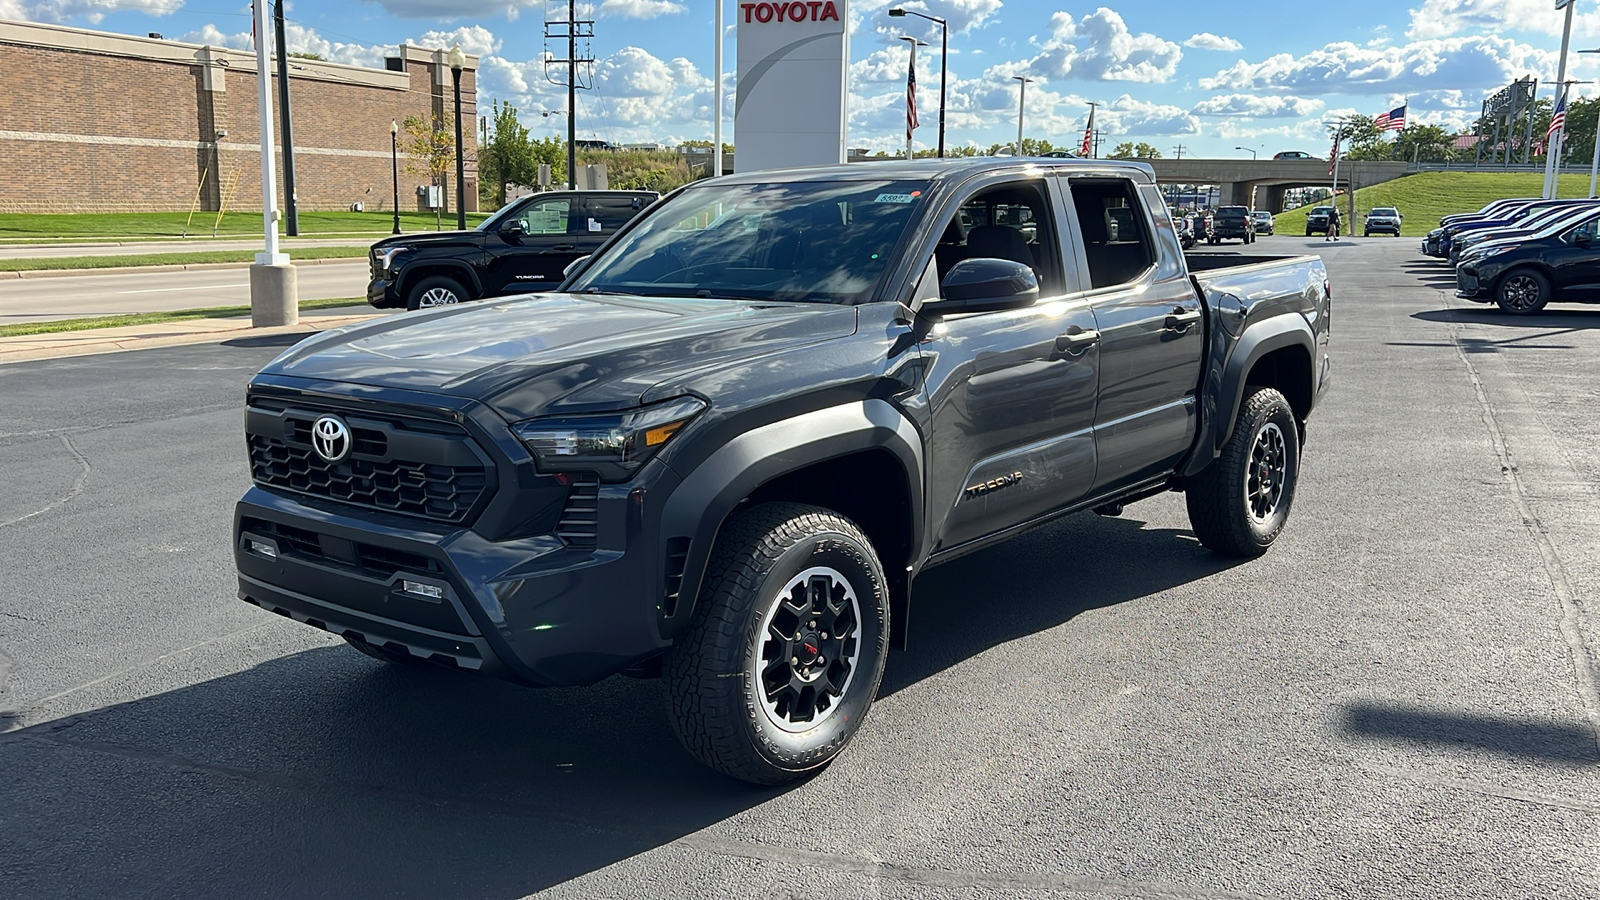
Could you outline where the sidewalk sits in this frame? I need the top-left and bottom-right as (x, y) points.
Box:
(0, 305), (390, 365)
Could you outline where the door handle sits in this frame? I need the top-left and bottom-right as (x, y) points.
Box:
(541, 244), (577, 254)
(1164, 308), (1202, 333)
(1055, 327), (1101, 355)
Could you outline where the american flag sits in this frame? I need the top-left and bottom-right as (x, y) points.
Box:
(1374, 105), (1406, 131)
(1328, 133), (1341, 177)
(1548, 91), (1567, 144)
(905, 54), (920, 143)
(1080, 105), (1095, 157)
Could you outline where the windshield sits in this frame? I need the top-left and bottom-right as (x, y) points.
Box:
(1311, 207), (1333, 214)
(1372, 208), (1398, 216)
(566, 179), (930, 304)
(1218, 206), (1248, 216)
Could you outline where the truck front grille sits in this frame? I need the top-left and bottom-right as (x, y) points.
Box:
(249, 434), (488, 524)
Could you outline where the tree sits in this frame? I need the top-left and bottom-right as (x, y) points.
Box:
(401, 114), (455, 229)
(286, 52), (325, 60)
(1108, 141), (1162, 159)
(478, 100), (537, 208)
(1390, 123), (1452, 163)
(1333, 114), (1387, 161)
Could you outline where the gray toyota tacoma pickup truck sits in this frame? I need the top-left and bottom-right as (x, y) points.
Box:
(234, 159), (1331, 784)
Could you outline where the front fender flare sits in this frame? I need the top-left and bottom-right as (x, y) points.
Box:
(657, 400), (925, 639)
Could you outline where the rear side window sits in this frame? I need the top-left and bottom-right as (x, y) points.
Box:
(1068, 178), (1156, 290)
(585, 195), (649, 233)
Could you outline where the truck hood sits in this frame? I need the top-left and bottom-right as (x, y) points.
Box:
(369, 231), (483, 252)
(261, 292), (859, 420)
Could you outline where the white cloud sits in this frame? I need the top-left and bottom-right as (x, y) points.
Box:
(1199, 36), (1554, 95)
(854, 0), (1005, 47)
(1185, 33), (1242, 52)
(1191, 94), (1324, 118)
(1405, 0), (1600, 40)
(3, 0), (181, 23)
(412, 25), (501, 57)
(598, 0), (685, 18)
(1025, 8), (1183, 83)
(363, 0), (542, 20)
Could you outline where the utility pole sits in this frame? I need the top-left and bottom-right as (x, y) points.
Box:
(545, 0), (594, 190)
(272, 0), (298, 236)
(1173, 143), (1185, 161)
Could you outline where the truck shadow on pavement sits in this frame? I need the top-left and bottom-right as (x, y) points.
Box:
(882, 510), (1243, 696)
(1341, 701), (1600, 765)
(0, 512), (1239, 899)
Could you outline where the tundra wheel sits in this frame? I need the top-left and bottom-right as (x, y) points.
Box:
(406, 275), (468, 311)
(1185, 387), (1300, 557)
(667, 502), (889, 785)
(1495, 268), (1550, 315)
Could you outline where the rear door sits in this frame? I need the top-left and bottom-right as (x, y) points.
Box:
(579, 193), (653, 257)
(1061, 175), (1206, 495)
(1548, 214), (1600, 293)
(481, 195), (584, 295)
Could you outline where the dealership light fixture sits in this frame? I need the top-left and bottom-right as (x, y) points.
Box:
(448, 44), (467, 230)
(889, 7), (948, 158)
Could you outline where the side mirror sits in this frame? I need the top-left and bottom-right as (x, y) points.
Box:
(563, 255), (591, 279)
(927, 258), (1039, 315)
(499, 220), (525, 238)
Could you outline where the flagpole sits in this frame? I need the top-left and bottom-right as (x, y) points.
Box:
(713, 0), (722, 179)
(1546, 0), (1576, 198)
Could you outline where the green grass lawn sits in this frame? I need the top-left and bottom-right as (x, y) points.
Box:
(1274, 171), (1598, 237)
(0, 246), (368, 272)
(0, 297), (368, 339)
(0, 210), (488, 242)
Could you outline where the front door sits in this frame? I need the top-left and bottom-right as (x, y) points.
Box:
(1549, 215), (1600, 294)
(1063, 177), (1206, 495)
(482, 195), (584, 295)
(920, 177), (1102, 552)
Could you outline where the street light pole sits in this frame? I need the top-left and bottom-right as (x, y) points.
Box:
(448, 44), (467, 231)
(1234, 146), (1257, 160)
(390, 120), (402, 235)
(1546, 0), (1576, 198)
(1013, 75), (1033, 153)
(248, 0), (295, 327)
(1580, 49), (1600, 197)
(889, 8), (948, 157)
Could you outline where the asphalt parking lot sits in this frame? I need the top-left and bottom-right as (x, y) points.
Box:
(0, 236), (1596, 899)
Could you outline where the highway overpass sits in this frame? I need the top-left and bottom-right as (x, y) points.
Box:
(1146, 158), (1411, 211)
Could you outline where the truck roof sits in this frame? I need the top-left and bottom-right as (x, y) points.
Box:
(710, 157), (1157, 187)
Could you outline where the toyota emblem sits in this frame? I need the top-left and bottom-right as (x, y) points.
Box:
(311, 415), (352, 463)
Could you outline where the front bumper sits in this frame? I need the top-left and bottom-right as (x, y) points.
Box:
(1455, 266), (1488, 300)
(1365, 222), (1400, 234)
(367, 277), (399, 309)
(233, 381), (688, 687)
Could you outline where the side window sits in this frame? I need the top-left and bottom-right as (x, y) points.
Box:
(520, 198), (572, 235)
(1563, 218), (1597, 244)
(930, 180), (1065, 296)
(586, 195), (647, 234)
(1068, 178), (1157, 290)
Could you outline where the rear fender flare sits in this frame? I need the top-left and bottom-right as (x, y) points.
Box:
(658, 400), (924, 639)
(1188, 315), (1315, 476)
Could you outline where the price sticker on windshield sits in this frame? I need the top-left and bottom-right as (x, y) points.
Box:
(874, 193), (919, 204)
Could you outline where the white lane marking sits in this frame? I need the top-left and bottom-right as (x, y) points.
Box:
(115, 284), (248, 295)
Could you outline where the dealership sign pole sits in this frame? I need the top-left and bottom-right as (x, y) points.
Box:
(248, 0), (297, 327)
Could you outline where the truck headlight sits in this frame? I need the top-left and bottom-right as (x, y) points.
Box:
(376, 247), (411, 273)
(512, 396), (706, 480)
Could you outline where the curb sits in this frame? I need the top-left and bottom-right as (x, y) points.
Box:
(0, 310), (389, 366)
(0, 256), (365, 280)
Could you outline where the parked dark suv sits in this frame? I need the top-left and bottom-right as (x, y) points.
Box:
(368, 190), (658, 310)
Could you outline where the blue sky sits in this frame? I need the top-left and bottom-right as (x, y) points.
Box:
(8, 0), (1600, 157)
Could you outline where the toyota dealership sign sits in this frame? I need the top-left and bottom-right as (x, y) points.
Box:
(735, 0), (849, 172)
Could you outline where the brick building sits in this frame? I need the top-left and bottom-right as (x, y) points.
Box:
(0, 19), (478, 214)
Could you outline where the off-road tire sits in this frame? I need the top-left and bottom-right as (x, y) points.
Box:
(1185, 387), (1300, 557)
(406, 275), (469, 311)
(667, 502), (889, 785)
(1494, 267), (1550, 315)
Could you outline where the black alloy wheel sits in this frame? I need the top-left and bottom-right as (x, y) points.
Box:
(1185, 387), (1301, 557)
(1494, 268), (1551, 315)
(667, 502), (889, 785)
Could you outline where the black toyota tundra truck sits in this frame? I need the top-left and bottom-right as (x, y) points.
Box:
(235, 159), (1332, 784)
(367, 189), (657, 310)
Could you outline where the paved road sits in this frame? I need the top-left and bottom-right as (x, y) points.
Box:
(1, 260), (370, 323)
(1, 240), (1596, 899)
(0, 237), (380, 260)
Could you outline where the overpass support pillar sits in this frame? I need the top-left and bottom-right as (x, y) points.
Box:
(1264, 185), (1287, 213)
(1220, 182), (1256, 207)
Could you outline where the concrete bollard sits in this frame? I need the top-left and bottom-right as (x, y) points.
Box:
(249, 262), (299, 327)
